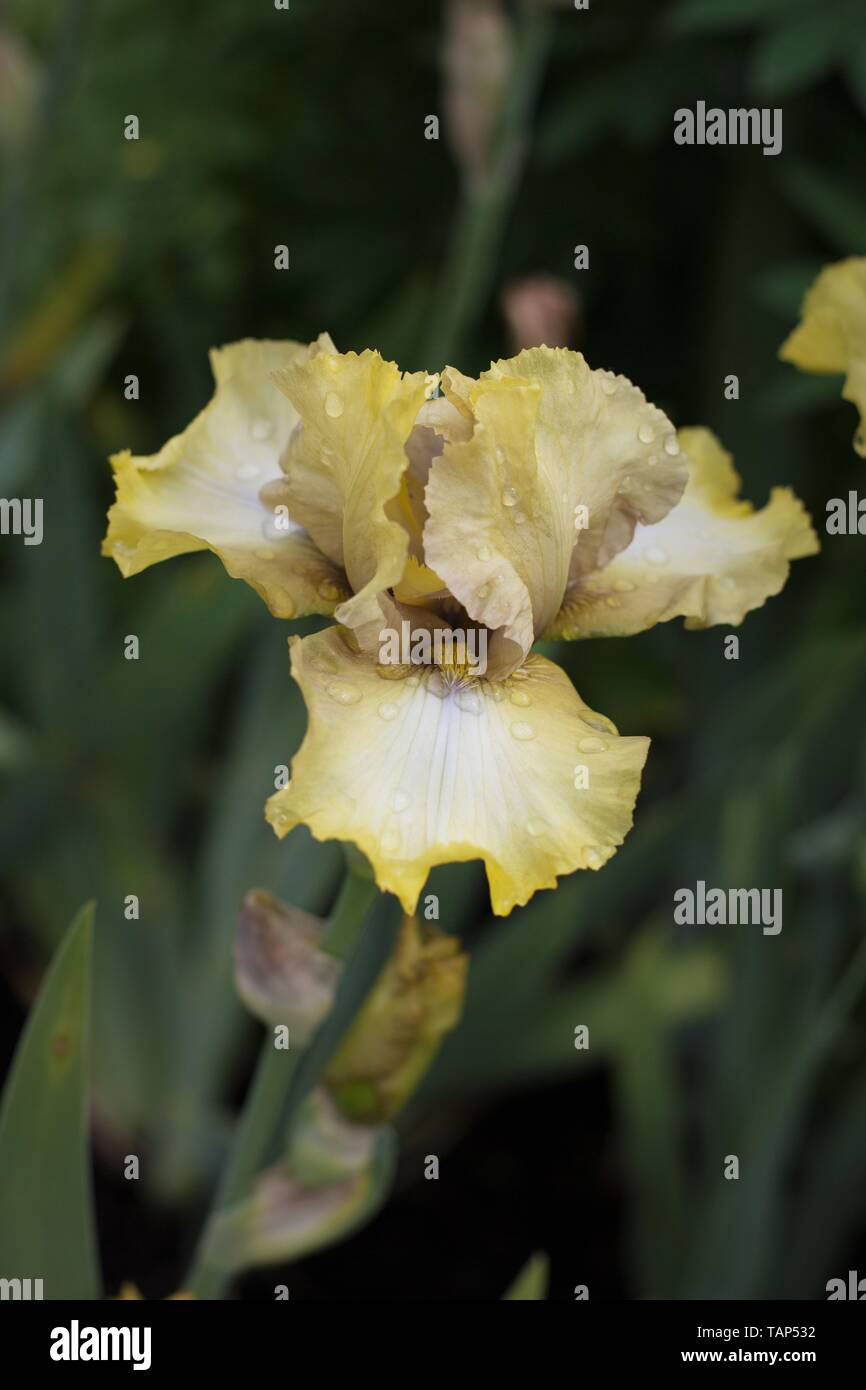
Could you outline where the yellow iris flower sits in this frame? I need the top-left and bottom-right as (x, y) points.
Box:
(780, 256), (866, 457)
(103, 337), (817, 915)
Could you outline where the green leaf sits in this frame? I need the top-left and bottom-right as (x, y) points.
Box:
(503, 1252), (549, 1300)
(0, 902), (100, 1299)
(749, 10), (847, 99)
(664, 0), (797, 37)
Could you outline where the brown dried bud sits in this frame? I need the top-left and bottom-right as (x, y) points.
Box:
(234, 890), (342, 1045)
(500, 274), (581, 352)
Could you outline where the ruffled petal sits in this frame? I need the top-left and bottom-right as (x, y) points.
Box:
(780, 257), (866, 456)
(102, 338), (347, 618)
(549, 428), (819, 639)
(266, 627), (649, 917)
(423, 348), (686, 671)
(271, 349), (429, 642)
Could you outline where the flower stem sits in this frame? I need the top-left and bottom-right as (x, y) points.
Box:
(423, 3), (554, 368)
(185, 865), (377, 1298)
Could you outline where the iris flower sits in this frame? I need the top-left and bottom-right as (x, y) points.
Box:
(104, 337), (817, 915)
(781, 256), (866, 457)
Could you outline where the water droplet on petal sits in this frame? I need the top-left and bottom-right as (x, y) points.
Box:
(271, 588), (295, 617)
(510, 689), (531, 706)
(606, 597), (620, 609)
(511, 721), (535, 741)
(326, 680), (361, 705)
(477, 545), (492, 562)
(600, 375), (617, 396)
(638, 423), (655, 444)
(526, 818), (546, 837)
(586, 848), (602, 867)
(390, 789), (410, 813)
(646, 546), (668, 566)
(456, 689), (481, 714)
(613, 578), (635, 592)
(477, 584), (491, 601)
(324, 391), (344, 419)
(502, 486), (519, 508)
(580, 713), (614, 734)
(378, 701), (399, 721)
(578, 736), (607, 753)
(514, 510), (528, 525)
(664, 435), (680, 456)
(250, 418), (273, 441)
(318, 579), (342, 601)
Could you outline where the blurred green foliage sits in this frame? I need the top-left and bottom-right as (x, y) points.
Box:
(1, 0), (865, 1298)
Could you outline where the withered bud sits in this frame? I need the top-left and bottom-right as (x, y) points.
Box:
(234, 889), (342, 1044)
(500, 274), (581, 352)
(443, 0), (513, 189)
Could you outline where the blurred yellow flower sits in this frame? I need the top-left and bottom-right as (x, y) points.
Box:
(104, 341), (817, 915)
(780, 256), (866, 457)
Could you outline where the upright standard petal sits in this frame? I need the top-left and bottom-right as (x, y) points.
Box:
(780, 257), (866, 456)
(550, 428), (818, 639)
(271, 349), (429, 644)
(424, 349), (686, 671)
(103, 339), (347, 618)
(265, 627), (649, 917)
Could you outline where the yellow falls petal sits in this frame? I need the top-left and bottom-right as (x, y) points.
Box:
(780, 257), (866, 456)
(102, 338), (347, 618)
(550, 427), (819, 638)
(424, 348), (686, 671)
(265, 627), (649, 917)
(272, 349), (428, 643)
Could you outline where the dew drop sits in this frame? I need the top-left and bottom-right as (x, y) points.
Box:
(326, 680), (361, 705)
(613, 578), (635, 593)
(378, 701), (399, 722)
(477, 544), (492, 562)
(511, 721), (535, 741)
(390, 789), (410, 813)
(605, 597), (620, 609)
(646, 546), (668, 565)
(272, 589), (295, 617)
(526, 818), (546, 837)
(600, 375), (617, 396)
(456, 689), (482, 715)
(477, 584), (491, 601)
(586, 848), (602, 867)
(502, 486), (519, 508)
(324, 391), (344, 419)
(317, 579), (342, 601)
(250, 418), (273, 442)
(664, 434), (680, 456)
(638, 422), (655, 444)
(580, 713), (614, 734)
(514, 510), (528, 525)
(510, 688), (531, 706)
(578, 735), (607, 753)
